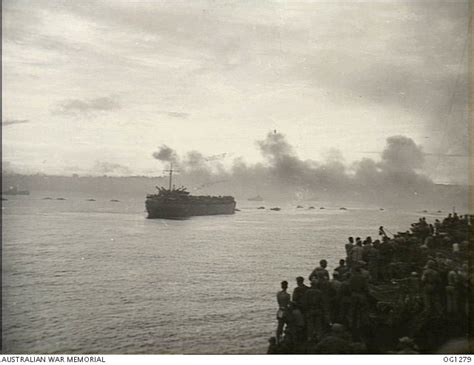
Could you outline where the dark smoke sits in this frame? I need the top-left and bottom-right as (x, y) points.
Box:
(152, 132), (435, 204)
(353, 135), (431, 197)
(152, 145), (178, 163)
(381, 136), (424, 172)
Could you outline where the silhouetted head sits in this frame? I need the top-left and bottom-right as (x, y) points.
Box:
(348, 237), (354, 243)
(398, 337), (418, 351)
(296, 276), (304, 285)
(281, 281), (288, 290)
(320, 259), (327, 268)
(339, 259), (345, 266)
(331, 323), (347, 336)
(356, 237), (361, 243)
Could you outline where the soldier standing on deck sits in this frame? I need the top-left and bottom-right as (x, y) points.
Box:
(421, 260), (441, 316)
(309, 259), (330, 282)
(345, 237), (355, 267)
(292, 276), (309, 308)
(276, 281), (291, 344)
(349, 266), (369, 341)
(302, 279), (325, 342)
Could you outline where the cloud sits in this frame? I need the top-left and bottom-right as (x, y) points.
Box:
(157, 111), (189, 119)
(2, 1), (469, 186)
(2, 1), (44, 43)
(53, 96), (121, 116)
(93, 161), (131, 175)
(2, 119), (30, 127)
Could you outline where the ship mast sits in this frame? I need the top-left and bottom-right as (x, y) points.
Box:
(167, 163), (173, 190)
(163, 163), (179, 191)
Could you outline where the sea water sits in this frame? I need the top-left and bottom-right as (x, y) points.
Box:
(1, 192), (451, 354)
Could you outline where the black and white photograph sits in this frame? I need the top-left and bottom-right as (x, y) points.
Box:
(2, 0), (472, 357)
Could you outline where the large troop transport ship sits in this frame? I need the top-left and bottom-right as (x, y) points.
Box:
(145, 166), (236, 219)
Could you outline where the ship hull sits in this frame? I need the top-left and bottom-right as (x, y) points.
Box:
(146, 199), (236, 219)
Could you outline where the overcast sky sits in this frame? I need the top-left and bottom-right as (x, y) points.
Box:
(2, 0), (470, 184)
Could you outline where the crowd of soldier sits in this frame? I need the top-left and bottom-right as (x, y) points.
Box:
(269, 213), (470, 354)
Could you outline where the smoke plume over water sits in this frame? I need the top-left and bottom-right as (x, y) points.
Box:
(151, 132), (445, 206)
